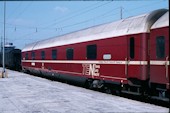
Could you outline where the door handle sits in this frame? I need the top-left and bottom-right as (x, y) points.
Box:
(125, 58), (130, 76)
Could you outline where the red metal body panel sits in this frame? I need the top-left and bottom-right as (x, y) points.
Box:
(22, 33), (150, 85)
(150, 26), (169, 87)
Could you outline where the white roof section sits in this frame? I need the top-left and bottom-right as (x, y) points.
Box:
(22, 9), (168, 52)
(151, 11), (169, 29)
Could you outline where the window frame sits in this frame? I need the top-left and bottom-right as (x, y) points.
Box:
(66, 48), (74, 60)
(52, 49), (57, 60)
(31, 51), (35, 60)
(156, 36), (165, 59)
(86, 44), (97, 60)
(25, 53), (28, 60)
(41, 51), (45, 60)
(129, 37), (135, 59)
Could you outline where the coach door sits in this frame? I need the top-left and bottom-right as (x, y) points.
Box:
(127, 36), (147, 81)
(126, 37), (136, 79)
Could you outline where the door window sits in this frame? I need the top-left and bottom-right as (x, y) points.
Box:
(130, 37), (135, 59)
(66, 48), (74, 60)
(86, 44), (97, 60)
(156, 36), (165, 59)
(41, 51), (45, 60)
(52, 49), (57, 60)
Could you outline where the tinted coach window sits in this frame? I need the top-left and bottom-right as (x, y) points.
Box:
(86, 44), (97, 60)
(130, 37), (135, 59)
(66, 48), (74, 60)
(156, 36), (165, 59)
(41, 51), (45, 60)
(52, 49), (57, 60)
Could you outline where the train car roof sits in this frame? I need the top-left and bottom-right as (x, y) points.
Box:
(151, 11), (169, 29)
(22, 9), (168, 52)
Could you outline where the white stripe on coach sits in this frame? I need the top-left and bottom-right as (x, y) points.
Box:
(22, 60), (149, 65)
(128, 61), (148, 65)
(150, 61), (169, 65)
(22, 60), (170, 66)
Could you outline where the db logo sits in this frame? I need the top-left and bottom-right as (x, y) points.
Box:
(82, 64), (100, 76)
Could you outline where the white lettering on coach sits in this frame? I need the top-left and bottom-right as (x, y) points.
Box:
(82, 64), (100, 76)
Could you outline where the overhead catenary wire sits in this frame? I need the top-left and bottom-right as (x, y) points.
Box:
(36, 1), (102, 28)
(8, 1), (33, 25)
(11, 5), (168, 43)
(6, 1), (115, 42)
(4, 0), (168, 46)
(60, 7), (121, 29)
(6, 1), (22, 20)
(38, 1), (113, 30)
(2, 0), (166, 31)
(0, 1), (104, 30)
(11, 6), (121, 41)
(0, 2), (112, 31)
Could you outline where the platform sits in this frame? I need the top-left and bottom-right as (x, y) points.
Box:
(0, 68), (169, 113)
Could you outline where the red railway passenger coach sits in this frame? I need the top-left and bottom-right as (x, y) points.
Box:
(150, 11), (169, 100)
(22, 9), (169, 101)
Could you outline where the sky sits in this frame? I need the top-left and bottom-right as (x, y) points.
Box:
(0, 0), (169, 50)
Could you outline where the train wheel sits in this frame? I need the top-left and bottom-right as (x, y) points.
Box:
(84, 79), (93, 89)
(102, 85), (112, 94)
